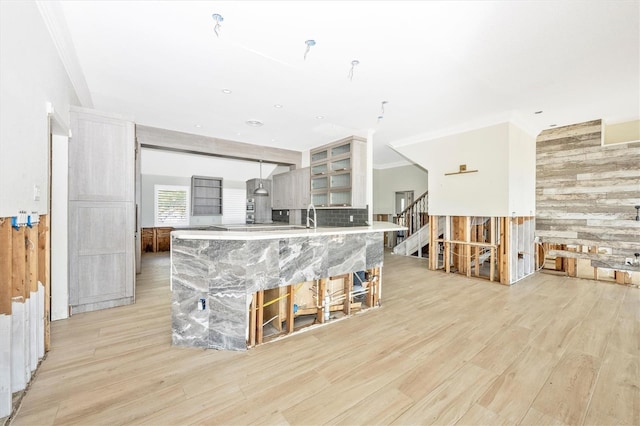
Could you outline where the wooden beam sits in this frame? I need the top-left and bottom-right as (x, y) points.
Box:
(256, 290), (264, 345)
(286, 285), (295, 334)
(13, 226), (26, 300)
(500, 217), (510, 285)
(0, 218), (12, 314)
(317, 279), (327, 324)
(428, 216), (438, 270)
(465, 216), (471, 278)
(39, 215), (51, 351)
(248, 293), (256, 347)
(565, 246), (577, 277)
(588, 246), (598, 280)
(490, 217), (496, 282)
(342, 274), (352, 316)
(27, 224), (38, 294)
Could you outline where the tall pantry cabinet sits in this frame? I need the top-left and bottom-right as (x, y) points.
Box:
(68, 107), (135, 314)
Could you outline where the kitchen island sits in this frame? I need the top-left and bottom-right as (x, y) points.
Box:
(171, 221), (405, 350)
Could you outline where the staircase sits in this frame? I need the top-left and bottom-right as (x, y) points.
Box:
(392, 191), (432, 257)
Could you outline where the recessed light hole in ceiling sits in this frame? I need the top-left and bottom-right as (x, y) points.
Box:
(304, 40), (316, 60)
(246, 120), (264, 127)
(222, 89), (232, 94)
(348, 60), (360, 81)
(211, 14), (224, 37)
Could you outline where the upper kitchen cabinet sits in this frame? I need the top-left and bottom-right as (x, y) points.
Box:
(272, 167), (310, 210)
(310, 136), (367, 208)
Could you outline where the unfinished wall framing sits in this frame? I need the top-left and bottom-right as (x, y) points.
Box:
(0, 215), (50, 419)
(536, 119), (640, 285)
(427, 215), (536, 285)
(248, 268), (382, 347)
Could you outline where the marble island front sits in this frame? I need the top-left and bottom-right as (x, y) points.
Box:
(171, 222), (404, 350)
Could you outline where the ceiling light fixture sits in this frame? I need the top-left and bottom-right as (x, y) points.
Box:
(246, 120), (264, 127)
(194, 124), (202, 128)
(212, 13), (224, 37)
(274, 104), (282, 109)
(304, 39), (316, 60)
(348, 60), (360, 81)
(222, 89), (232, 94)
(254, 160), (269, 196)
(316, 115), (324, 120)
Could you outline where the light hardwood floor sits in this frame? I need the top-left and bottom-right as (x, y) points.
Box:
(11, 252), (639, 425)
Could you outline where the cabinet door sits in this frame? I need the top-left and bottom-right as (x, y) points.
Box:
(272, 173), (287, 209)
(68, 108), (135, 314)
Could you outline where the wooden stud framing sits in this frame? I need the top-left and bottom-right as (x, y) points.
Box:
(499, 217), (510, 285)
(248, 295), (256, 347)
(465, 216), (471, 278)
(26, 225), (38, 294)
(489, 217), (496, 282)
(588, 245), (599, 280)
(41, 215), (51, 351)
(286, 285), (295, 334)
(0, 218), (12, 314)
(256, 290), (264, 345)
(342, 274), (352, 316)
(12, 226), (27, 301)
(317, 278), (327, 324)
(565, 246), (577, 277)
(428, 215), (438, 270)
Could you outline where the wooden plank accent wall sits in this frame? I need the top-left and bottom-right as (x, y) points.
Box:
(536, 119), (640, 266)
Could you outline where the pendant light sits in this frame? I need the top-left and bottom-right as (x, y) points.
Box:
(254, 160), (269, 196)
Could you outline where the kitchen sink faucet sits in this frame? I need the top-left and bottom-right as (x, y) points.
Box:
(306, 203), (317, 229)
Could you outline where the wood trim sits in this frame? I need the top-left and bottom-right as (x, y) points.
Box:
(0, 219), (11, 314)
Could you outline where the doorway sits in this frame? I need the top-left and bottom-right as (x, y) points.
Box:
(395, 190), (414, 214)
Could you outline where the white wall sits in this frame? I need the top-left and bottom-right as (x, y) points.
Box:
(508, 122), (536, 216)
(0, 1), (79, 218)
(392, 123), (511, 216)
(0, 2), (81, 417)
(373, 164), (429, 215)
(390, 122), (537, 217)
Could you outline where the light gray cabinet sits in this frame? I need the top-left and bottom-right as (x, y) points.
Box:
(272, 167), (310, 209)
(68, 107), (135, 314)
(310, 136), (367, 208)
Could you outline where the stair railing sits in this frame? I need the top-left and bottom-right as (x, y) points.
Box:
(394, 190), (428, 238)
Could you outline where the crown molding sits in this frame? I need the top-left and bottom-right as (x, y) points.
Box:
(36, 1), (93, 107)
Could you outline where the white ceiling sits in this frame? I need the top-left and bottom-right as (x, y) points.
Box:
(56, 0), (639, 168)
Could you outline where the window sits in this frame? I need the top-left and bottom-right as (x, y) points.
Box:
(154, 185), (190, 227)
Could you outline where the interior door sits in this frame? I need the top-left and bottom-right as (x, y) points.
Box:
(68, 107), (135, 314)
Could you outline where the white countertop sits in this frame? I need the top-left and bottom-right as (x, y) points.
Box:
(172, 221), (406, 240)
